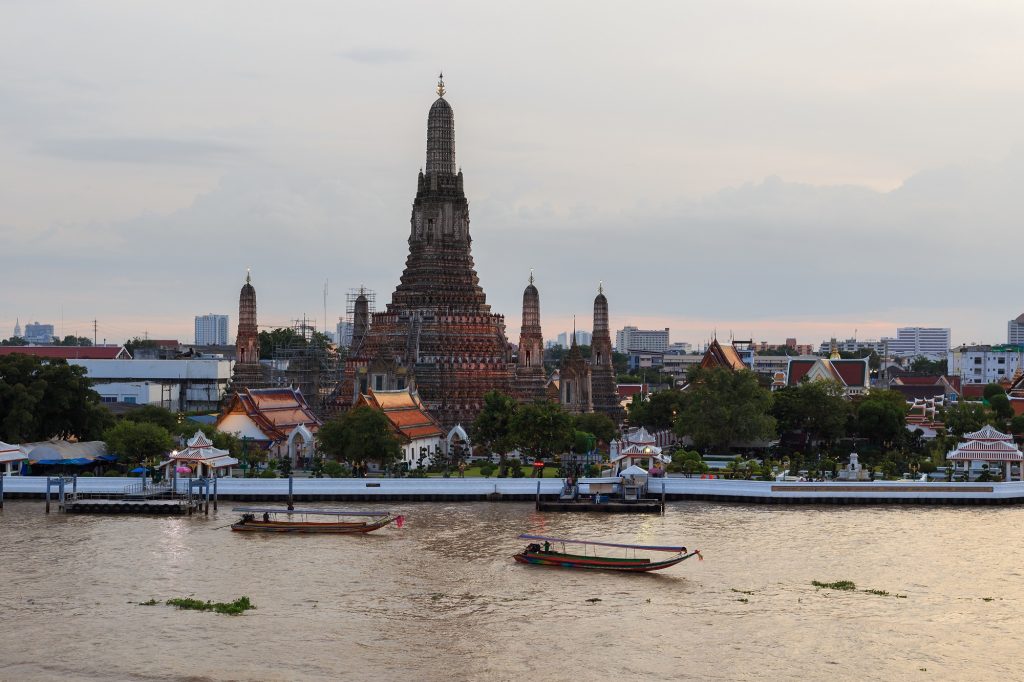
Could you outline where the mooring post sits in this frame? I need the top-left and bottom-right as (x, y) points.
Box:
(213, 474), (218, 511)
(58, 478), (66, 512)
(0, 471), (5, 510)
(72, 475), (78, 496)
(536, 479), (541, 510)
(45, 478), (51, 514)
(661, 479), (666, 515)
(287, 475), (294, 511)
(204, 478), (210, 516)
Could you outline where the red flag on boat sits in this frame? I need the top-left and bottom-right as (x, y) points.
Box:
(395, 515), (406, 528)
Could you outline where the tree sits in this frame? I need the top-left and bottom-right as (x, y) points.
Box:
(55, 335), (93, 347)
(317, 406), (401, 467)
(854, 389), (908, 447)
(124, 337), (157, 357)
(674, 367), (776, 452)
(982, 383), (1005, 401)
(510, 400), (573, 462)
(124, 404), (179, 432)
(1, 336), (28, 346)
(258, 328), (333, 360)
(627, 389), (683, 430)
(103, 420), (175, 466)
(988, 393), (1014, 421)
(911, 357), (948, 374)
(572, 412), (617, 445)
(943, 401), (990, 437)
(0, 354), (113, 442)
(1010, 415), (1024, 435)
(771, 381), (849, 448)
(470, 391), (519, 456)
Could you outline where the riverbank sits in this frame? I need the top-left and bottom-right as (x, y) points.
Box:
(3, 476), (1023, 505)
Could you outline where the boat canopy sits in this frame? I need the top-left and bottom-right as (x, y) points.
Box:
(232, 507), (391, 516)
(518, 534), (686, 552)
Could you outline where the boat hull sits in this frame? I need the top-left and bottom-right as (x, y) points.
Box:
(231, 516), (397, 534)
(513, 550), (693, 572)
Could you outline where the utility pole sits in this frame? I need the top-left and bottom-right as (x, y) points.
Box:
(93, 319), (98, 346)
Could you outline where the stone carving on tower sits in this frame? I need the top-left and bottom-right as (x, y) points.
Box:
(231, 270), (265, 393)
(590, 282), (622, 420)
(560, 328), (593, 414)
(514, 271), (547, 402)
(338, 76), (513, 428)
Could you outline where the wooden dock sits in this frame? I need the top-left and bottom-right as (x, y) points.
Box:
(63, 498), (200, 514)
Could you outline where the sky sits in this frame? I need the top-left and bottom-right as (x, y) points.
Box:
(1, 1), (1022, 348)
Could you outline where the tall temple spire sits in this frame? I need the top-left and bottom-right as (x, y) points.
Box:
(232, 270), (263, 392)
(426, 74), (456, 176)
(590, 283), (621, 419)
(514, 272), (545, 400)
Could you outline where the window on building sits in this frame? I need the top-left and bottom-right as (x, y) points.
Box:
(374, 375), (384, 391)
(123, 396), (137, 404)
(101, 396), (117, 403)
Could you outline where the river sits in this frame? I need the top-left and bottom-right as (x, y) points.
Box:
(0, 500), (1020, 681)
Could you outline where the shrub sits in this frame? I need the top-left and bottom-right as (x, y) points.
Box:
(79, 472), (94, 477)
(258, 469), (278, 479)
(323, 460), (346, 478)
(103, 471), (122, 477)
(480, 464), (495, 478)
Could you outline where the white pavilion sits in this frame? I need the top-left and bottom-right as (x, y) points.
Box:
(159, 431), (239, 479)
(608, 427), (671, 476)
(946, 425), (1023, 481)
(0, 441), (27, 476)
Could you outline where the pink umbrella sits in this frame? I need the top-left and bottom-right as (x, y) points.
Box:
(175, 466), (192, 474)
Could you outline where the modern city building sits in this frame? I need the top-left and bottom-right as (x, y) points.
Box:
(1008, 314), (1024, 345)
(615, 326), (670, 353)
(948, 345), (1024, 385)
(667, 342), (693, 353)
(817, 337), (885, 355)
(335, 320), (354, 348)
(194, 314), (229, 346)
(881, 327), (951, 360)
(24, 322), (54, 345)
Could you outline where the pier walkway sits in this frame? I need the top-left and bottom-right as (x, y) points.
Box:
(3, 476), (1024, 505)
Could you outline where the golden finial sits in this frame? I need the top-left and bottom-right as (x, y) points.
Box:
(246, 267), (251, 284)
(598, 280), (603, 295)
(436, 72), (446, 98)
(529, 269), (534, 286)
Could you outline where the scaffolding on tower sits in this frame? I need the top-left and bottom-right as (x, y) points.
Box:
(267, 316), (341, 419)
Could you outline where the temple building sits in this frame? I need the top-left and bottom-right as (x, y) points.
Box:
(590, 284), (621, 419)
(560, 333), (593, 414)
(356, 388), (446, 468)
(231, 270), (265, 392)
(513, 272), (546, 402)
(338, 76), (514, 428)
(217, 387), (320, 467)
(786, 342), (870, 397)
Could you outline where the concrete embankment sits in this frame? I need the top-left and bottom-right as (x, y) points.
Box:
(3, 476), (1023, 505)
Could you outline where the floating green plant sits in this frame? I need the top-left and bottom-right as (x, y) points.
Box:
(736, 597), (749, 603)
(812, 580), (856, 591)
(165, 596), (254, 615)
(731, 588), (754, 595)
(863, 589), (890, 597)
(585, 597), (602, 603)
(138, 599), (159, 606)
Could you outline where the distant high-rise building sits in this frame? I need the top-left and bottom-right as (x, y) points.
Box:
(574, 330), (592, 346)
(556, 332), (569, 348)
(194, 314), (229, 345)
(24, 322), (54, 345)
(13, 318), (21, 339)
(1009, 314), (1024, 345)
(335, 319), (354, 348)
(615, 326), (670, 353)
(881, 327), (951, 360)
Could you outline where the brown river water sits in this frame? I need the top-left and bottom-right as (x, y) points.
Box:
(0, 500), (1021, 681)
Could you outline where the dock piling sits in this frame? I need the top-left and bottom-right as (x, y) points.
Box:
(204, 478), (210, 516)
(288, 475), (294, 511)
(0, 472), (4, 509)
(661, 479), (666, 515)
(535, 479), (541, 510)
(213, 475), (218, 511)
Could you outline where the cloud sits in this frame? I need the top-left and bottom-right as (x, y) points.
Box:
(33, 137), (244, 165)
(336, 47), (417, 64)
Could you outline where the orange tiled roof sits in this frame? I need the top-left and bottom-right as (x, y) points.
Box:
(357, 389), (445, 442)
(216, 387), (321, 442)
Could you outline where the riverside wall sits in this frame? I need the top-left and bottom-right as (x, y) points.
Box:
(3, 476), (1024, 505)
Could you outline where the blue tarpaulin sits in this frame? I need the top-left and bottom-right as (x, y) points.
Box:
(129, 466), (149, 473)
(95, 454), (119, 462)
(35, 458), (92, 466)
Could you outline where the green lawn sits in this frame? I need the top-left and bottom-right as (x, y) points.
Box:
(422, 465), (563, 478)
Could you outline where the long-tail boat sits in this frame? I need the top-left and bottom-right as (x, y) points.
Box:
(513, 534), (701, 572)
(230, 508), (404, 534)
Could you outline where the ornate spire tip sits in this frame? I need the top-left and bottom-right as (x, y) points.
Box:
(529, 268), (534, 286)
(246, 268), (251, 284)
(436, 72), (446, 98)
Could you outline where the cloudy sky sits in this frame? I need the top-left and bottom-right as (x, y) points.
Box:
(1, 1), (1021, 348)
